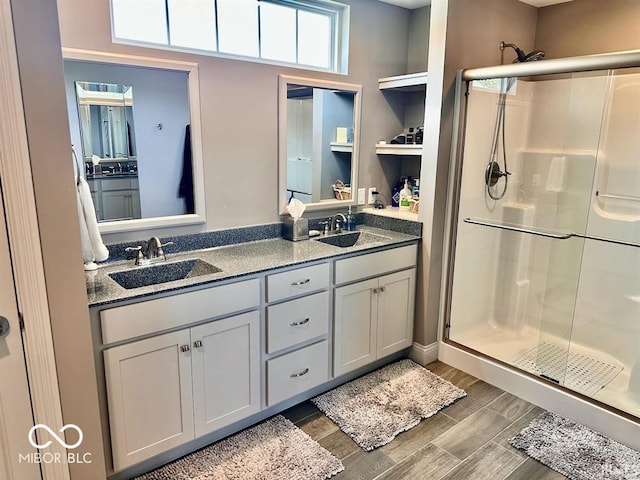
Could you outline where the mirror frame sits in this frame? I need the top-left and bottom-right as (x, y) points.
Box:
(278, 74), (362, 214)
(62, 48), (206, 233)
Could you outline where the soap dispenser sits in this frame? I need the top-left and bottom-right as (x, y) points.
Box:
(346, 205), (355, 231)
(399, 179), (412, 212)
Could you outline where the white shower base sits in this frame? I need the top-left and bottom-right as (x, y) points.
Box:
(450, 320), (640, 419)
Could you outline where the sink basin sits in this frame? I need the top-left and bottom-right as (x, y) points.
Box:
(314, 231), (391, 248)
(109, 259), (221, 289)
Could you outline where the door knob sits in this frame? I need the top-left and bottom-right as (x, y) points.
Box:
(0, 317), (9, 337)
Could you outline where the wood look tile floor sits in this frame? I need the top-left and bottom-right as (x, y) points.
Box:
(282, 361), (567, 480)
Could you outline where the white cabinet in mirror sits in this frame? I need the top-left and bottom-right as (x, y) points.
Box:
(278, 75), (362, 213)
(62, 48), (206, 233)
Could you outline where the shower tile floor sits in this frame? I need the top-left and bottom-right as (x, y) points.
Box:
(282, 360), (567, 480)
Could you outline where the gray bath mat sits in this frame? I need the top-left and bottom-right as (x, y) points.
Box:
(311, 359), (466, 451)
(135, 415), (344, 480)
(510, 411), (640, 480)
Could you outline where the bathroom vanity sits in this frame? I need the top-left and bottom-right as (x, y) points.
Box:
(87, 225), (419, 476)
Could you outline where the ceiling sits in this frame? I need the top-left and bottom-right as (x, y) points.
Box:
(377, 0), (573, 9)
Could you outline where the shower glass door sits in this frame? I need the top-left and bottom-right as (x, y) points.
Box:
(447, 71), (609, 394)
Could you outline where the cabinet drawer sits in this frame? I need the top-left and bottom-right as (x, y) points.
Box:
(334, 244), (417, 285)
(266, 263), (329, 302)
(101, 279), (260, 344)
(267, 341), (328, 405)
(101, 177), (139, 190)
(266, 292), (329, 353)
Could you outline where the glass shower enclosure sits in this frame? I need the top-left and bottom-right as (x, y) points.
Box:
(443, 53), (640, 423)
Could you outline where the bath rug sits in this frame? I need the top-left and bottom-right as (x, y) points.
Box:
(134, 415), (344, 480)
(510, 411), (640, 480)
(512, 342), (623, 396)
(311, 359), (466, 451)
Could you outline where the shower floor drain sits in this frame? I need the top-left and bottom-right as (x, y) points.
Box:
(512, 342), (623, 396)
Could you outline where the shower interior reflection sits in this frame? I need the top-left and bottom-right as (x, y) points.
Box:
(447, 68), (640, 419)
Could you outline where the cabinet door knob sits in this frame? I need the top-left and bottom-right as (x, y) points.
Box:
(380, 286), (386, 292)
(290, 318), (310, 326)
(193, 340), (203, 348)
(180, 345), (190, 353)
(290, 367), (310, 378)
(373, 287), (379, 294)
(290, 278), (311, 286)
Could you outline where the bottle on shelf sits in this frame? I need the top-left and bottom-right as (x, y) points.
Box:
(346, 205), (356, 231)
(399, 179), (412, 212)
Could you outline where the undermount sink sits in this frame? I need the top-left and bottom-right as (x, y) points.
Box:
(313, 231), (391, 248)
(109, 258), (221, 289)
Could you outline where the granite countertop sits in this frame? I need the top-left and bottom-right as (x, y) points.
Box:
(87, 226), (419, 307)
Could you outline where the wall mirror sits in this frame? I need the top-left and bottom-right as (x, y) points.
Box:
(278, 74), (362, 214)
(63, 48), (206, 233)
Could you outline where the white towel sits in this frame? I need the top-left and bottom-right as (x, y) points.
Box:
(545, 156), (567, 192)
(76, 177), (109, 265)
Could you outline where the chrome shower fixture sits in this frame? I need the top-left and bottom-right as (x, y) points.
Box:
(500, 41), (545, 63)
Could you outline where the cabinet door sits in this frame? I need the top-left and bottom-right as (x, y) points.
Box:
(104, 329), (194, 471)
(102, 190), (132, 220)
(377, 268), (415, 358)
(191, 311), (261, 437)
(334, 278), (378, 376)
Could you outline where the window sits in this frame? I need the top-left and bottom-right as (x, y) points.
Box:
(110, 0), (349, 73)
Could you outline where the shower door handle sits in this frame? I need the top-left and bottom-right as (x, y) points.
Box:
(463, 218), (573, 239)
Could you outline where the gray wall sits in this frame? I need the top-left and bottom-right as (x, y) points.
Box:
(535, 0), (640, 58)
(57, 0), (414, 244)
(64, 61), (190, 218)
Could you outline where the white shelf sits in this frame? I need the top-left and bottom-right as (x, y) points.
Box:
(330, 142), (353, 153)
(375, 143), (422, 156)
(363, 206), (420, 222)
(378, 72), (428, 92)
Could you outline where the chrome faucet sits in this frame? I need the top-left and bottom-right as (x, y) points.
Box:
(329, 213), (347, 234)
(125, 237), (175, 266)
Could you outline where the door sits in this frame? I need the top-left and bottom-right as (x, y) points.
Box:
(334, 278), (378, 376)
(0, 198), (40, 480)
(104, 329), (194, 471)
(191, 311), (260, 437)
(377, 269), (415, 358)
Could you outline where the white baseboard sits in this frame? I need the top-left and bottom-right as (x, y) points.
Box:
(409, 341), (439, 365)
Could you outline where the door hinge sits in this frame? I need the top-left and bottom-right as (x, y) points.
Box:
(18, 312), (25, 330)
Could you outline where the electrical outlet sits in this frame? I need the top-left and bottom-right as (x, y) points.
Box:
(357, 188), (366, 205)
(368, 187), (377, 204)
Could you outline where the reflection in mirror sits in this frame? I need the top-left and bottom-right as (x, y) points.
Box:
(279, 75), (361, 213)
(75, 81), (141, 221)
(62, 49), (206, 234)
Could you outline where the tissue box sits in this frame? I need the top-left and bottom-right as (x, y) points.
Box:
(283, 217), (309, 241)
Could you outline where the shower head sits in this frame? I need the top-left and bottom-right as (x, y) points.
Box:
(500, 41), (545, 63)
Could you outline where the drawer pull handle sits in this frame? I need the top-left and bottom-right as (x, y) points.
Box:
(193, 340), (203, 348)
(290, 318), (310, 326)
(291, 278), (311, 286)
(180, 345), (190, 353)
(290, 368), (310, 378)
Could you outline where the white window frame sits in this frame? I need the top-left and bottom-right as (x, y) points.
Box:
(109, 0), (350, 74)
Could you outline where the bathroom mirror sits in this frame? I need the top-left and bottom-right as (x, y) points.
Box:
(63, 48), (206, 233)
(278, 75), (361, 214)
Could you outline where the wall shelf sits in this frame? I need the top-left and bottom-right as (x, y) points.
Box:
(330, 142), (353, 153)
(375, 143), (422, 156)
(378, 72), (428, 92)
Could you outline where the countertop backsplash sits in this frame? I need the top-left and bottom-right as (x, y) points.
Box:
(104, 212), (422, 265)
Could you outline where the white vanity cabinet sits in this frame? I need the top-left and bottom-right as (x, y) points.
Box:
(101, 279), (261, 471)
(333, 245), (417, 376)
(265, 263), (330, 406)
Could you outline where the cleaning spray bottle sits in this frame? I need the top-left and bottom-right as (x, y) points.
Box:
(399, 178), (412, 212)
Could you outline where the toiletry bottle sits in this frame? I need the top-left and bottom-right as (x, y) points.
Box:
(406, 127), (415, 144)
(391, 182), (400, 207)
(399, 179), (412, 212)
(412, 178), (420, 198)
(415, 126), (424, 145)
(346, 205), (356, 231)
